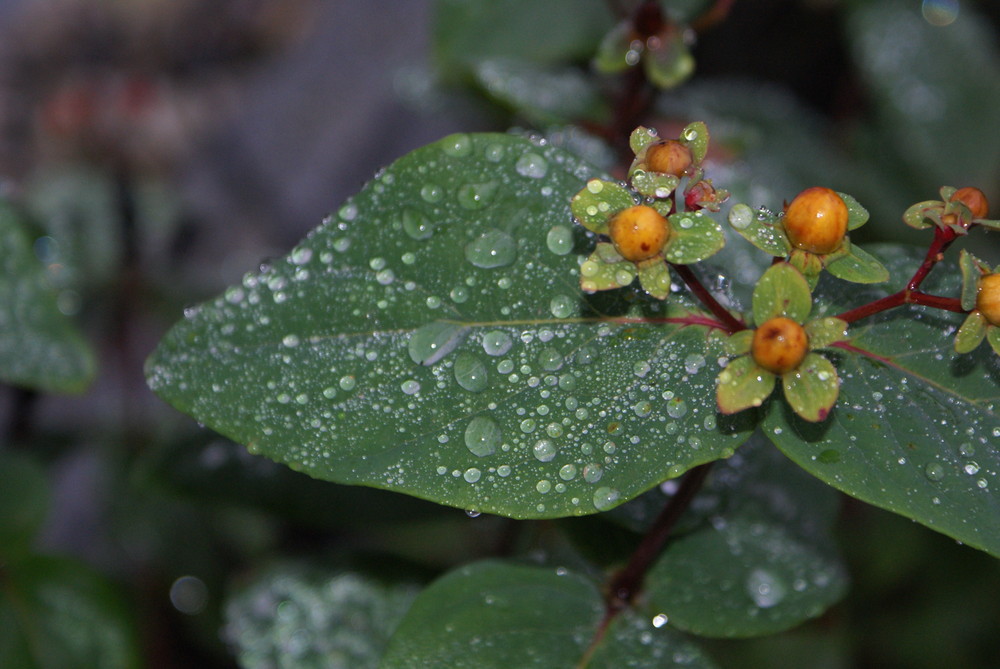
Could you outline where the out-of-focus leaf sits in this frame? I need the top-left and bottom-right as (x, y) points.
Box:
(472, 59), (610, 125)
(0, 452), (49, 558)
(0, 199), (95, 393)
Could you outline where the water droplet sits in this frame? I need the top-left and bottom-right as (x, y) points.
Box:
(964, 461), (981, 475)
(666, 398), (688, 418)
(559, 464), (578, 481)
(465, 230), (517, 268)
(408, 322), (466, 366)
(482, 330), (513, 356)
(454, 353), (489, 392)
(729, 204), (753, 230)
(520, 418), (537, 434)
(290, 247), (313, 265)
(924, 462), (945, 482)
(536, 479), (552, 493)
(633, 401), (653, 418)
(593, 486), (620, 510)
(464, 416), (501, 457)
(549, 295), (575, 319)
(545, 423), (563, 438)
(282, 334), (300, 348)
(441, 133), (473, 157)
(515, 152), (548, 178)
(450, 285), (469, 303)
(401, 380), (420, 395)
(546, 226), (574, 255)
(683, 354), (705, 374)
(376, 269), (395, 285)
(339, 375), (356, 391)
(420, 183), (444, 203)
(484, 144), (504, 162)
(339, 203), (358, 221)
(533, 439), (558, 462)
(463, 467), (482, 483)
(537, 347), (564, 372)
(457, 181), (498, 210)
(583, 463), (603, 483)
(558, 374), (577, 391)
(497, 464), (512, 477)
(746, 569), (786, 608)
(586, 179), (604, 194)
(402, 208), (435, 240)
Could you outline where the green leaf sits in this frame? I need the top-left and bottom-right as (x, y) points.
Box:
(804, 317), (848, 350)
(643, 29), (695, 90)
(580, 244), (636, 292)
(901, 200), (941, 230)
(781, 353), (840, 423)
(433, 0), (613, 80)
(472, 59), (610, 125)
(717, 355), (775, 415)
(663, 211), (725, 265)
(0, 555), (140, 669)
(752, 262), (812, 325)
(224, 564), (418, 669)
(571, 179), (633, 234)
(147, 133), (755, 520)
(824, 243), (890, 284)
(988, 326), (1000, 356)
(680, 121), (710, 164)
(838, 191), (869, 231)
(723, 329), (753, 356)
(629, 126), (661, 157)
(955, 312), (987, 354)
(0, 200), (95, 393)
(0, 453), (49, 558)
(959, 249), (983, 311)
(630, 169), (679, 200)
(381, 560), (715, 668)
(764, 244), (1000, 556)
(727, 204), (791, 257)
(637, 260), (672, 300)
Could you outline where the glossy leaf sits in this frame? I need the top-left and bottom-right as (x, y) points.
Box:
(752, 262), (811, 325)
(954, 312), (987, 354)
(781, 353), (840, 423)
(958, 249), (984, 311)
(571, 179), (634, 234)
(381, 560), (715, 668)
(0, 200), (95, 393)
(0, 555), (140, 669)
(472, 59), (610, 125)
(765, 245), (1000, 557)
(717, 355), (775, 416)
(824, 243), (890, 284)
(663, 211), (725, 265)
(727, 204), (790, 258)
(147, 133), (755, 520)
(224, 564), (418, 669)
(839, 192), (869, 231)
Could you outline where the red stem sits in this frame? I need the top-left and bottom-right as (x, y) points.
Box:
(671, 263), (745, 332)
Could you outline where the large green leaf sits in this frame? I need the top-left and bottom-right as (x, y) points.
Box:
(765, 245), (1000, 557)
(224, 564), (418, 669)
(147, 133), (754, 519)
(380, 560), (715, 668)
(0, 200), (95, 393)
(0, 555), (140, 669)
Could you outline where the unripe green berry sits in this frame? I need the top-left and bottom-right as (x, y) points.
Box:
(608, 205), (670, 262)
(645, 140), (692, 177)
(783, 187), (848, 254)
(752, 317), (809, 375)
(977, 273), (1000, 326)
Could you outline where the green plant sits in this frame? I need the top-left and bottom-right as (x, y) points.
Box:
(5, 1), (1000, 667)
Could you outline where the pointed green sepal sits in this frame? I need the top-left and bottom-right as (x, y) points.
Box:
(824, 243), (889, 284)
(717, 355), (775, 414)
(959, 250), (987, 311)
(805, 317), (849, 349)
(752, 262), (812, 325)
(663, 211), (725, 265)
(781, 353), (839, 422)
(954, 311), (987, 353)
(637, 260), (672, 299)
(579, 243), (636, 293)
(838, 192), (869, 231)
(727, 204), (791, 257)
(571, 179), (634, 234)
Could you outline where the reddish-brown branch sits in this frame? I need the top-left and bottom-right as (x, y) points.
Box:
(671, 263), (745, 332)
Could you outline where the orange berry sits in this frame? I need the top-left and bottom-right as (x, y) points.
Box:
(950, 187), (989, 219)
(751, 317), (809, 375)
(783, 187), (848, 254)
(977, 273), (1000, 326)
(645, 140), (692, 177)
(608, 205), (670, 262)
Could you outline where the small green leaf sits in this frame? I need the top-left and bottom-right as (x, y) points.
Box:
(959, 249), (984, 311)
(954, 312), (987, 353)
(901, 200), (941, 229)
(381, 561), (603, 668)
(717, 356), (775, 415)
(824, 243), (890, 284)
(752, 262), (812, 325)
(643, 29), (695, 90)
(837, 191), (869, 230)
(974, 217), (1000, 231)
(680, 121), (710, 164)
(727, 204), (791, 257)
(645, 515), (847, 637)
(638, 260), (673, 300)
(0, 453), (49, 559)
(781, 353), (840, 423)
(630, 169), (679, 200)
(663, 211), (725, 265)
(571, 179), (634, 234)
(804, 317), (848, 349)
(0, 200), (96, 393)
(593, 20), (632, 74)
(629, 126), (661, 157)
(987, 326), (1000, 356)
(724, 330), (753, 356)
(224, 564), (418, 669)
(580, 244), (635, 292)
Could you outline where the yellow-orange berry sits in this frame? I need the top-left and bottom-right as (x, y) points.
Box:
(751, 317), (809, 375)
(783, 187), (849, 254)
(950, 187), (989, 219)
(645, 140), (693, 177)
(977, 273), (1000, 326)
(608, 205), (670, 262)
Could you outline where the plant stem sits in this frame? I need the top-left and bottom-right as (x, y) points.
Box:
(606, 462), (714, 611)
(671, 263), (745, 332)
(835, 225), (965, 323)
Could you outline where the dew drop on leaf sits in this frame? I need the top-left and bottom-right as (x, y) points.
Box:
(402, 208), (435, 240)
(464, 416), (501, 457)
(482, 330), (513, 356)
(457, 181), (498, 210)
(515, 152), (548, 179)
(464, 230), (517, 268)
(545, 225), (573, 255)
(420, 183), (444, 203)
(441, 133), (473, 157)
(746, 568), (787, 608)
(454, 352), (489, 392)
(593, 486), (620, 510)
(924, 462), (945, 482)
(533, 439), (557, 462)
(549, 295), (575, 319)
(408, 322), (465, 366)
